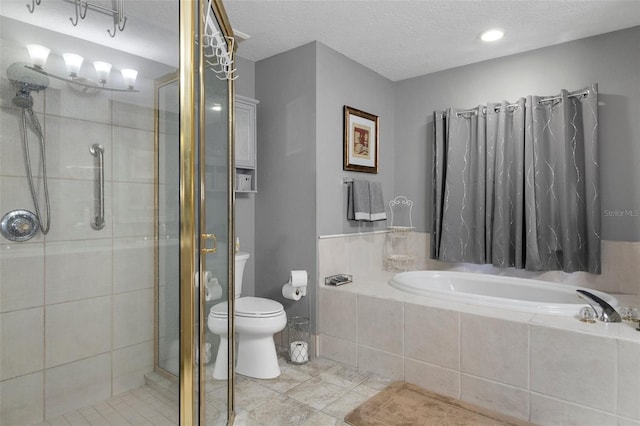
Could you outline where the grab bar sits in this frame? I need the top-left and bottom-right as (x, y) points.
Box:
(90, 144), (105, 230)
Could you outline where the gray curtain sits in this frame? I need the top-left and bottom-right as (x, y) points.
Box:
(431, 84), (600, 273)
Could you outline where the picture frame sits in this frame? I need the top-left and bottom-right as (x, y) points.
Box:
(343, 105), (379, 173)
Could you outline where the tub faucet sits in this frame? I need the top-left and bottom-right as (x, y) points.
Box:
(576, 290), (622, 323)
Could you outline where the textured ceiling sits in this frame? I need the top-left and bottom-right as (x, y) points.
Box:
(224, 0), (640, 81)
(1, 0), (639, 82)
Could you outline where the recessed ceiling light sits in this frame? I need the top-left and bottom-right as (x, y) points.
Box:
(480, 29), (504, 42)
(211, 103), (222, 111)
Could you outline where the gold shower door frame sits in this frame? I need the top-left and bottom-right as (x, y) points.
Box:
(179, 0), (236, 424)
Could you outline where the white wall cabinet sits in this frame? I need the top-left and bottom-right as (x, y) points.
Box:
(235, 95), (259, 192)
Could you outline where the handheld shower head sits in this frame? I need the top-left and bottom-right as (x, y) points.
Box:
(7, 62), (49, 92)
(12, 91), (34, 109)
(7, 62), (49, 109)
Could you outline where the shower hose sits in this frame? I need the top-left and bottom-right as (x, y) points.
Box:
(19, 106), (50, 234)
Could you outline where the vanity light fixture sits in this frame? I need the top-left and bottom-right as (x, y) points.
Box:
(63, 53), (84, 78)
(93, 61), (112, 85)
(120, 69), (138, 90)
(480, 29), (504, 42)
(20, 45), (138, 92)
(26, 44), (50, 69)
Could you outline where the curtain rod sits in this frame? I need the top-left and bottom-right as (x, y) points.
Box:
(453, 90), (589, 118)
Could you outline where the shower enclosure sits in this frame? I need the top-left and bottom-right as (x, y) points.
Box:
(0, 0), (236, 424)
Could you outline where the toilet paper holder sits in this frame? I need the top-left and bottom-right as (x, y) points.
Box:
(282, 270), (308, 299)
(289, 270), (307, 296)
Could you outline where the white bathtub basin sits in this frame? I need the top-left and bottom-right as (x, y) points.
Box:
(389, 270), (619, 316)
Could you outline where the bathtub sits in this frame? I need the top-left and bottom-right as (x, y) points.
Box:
(389, 270), (619, 316)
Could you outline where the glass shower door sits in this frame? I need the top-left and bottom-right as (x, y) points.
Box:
(199, 4), (235, 423)
(0, 0), (235, 423)
(199, 65), (232, 425)
(0, 1), (183, 424)
(156, 73), (180, 377)
(177, 0), (235, 423)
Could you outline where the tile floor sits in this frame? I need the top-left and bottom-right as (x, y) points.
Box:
(33, 385), (178, 426)
(32, 352), (392, 426)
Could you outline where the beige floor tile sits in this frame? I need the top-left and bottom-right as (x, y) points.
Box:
(48, 416), (71, 426)
(275, 362), (316, 383)
(234, 379), (280, 412)
(351, 374), (393, 397)
(322, 391), (371, 420)
(39, 355), (379, 426)
(285, 376), (348, 411)
(301, 411), (343, 426)
(319, 364), (369, 390)
(254, 370), (313, 393)
(247, 394), (316, 426)
(279, 353), (338, 375)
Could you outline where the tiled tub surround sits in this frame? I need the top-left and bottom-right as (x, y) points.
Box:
(0, 40), (158, 425)
(317, 232), (640, 425)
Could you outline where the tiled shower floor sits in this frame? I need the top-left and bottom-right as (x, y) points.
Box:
(34, 353), (391, 426)
(34, 386), (178, 426)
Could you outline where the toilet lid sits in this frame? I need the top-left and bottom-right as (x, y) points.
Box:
(210, 297), (284, 318)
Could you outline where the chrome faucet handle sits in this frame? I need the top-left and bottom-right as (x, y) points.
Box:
(576, 290), (622, 323)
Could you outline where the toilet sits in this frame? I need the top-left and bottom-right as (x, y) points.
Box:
(208, 251), (287, 380)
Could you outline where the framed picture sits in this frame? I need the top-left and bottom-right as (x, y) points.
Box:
(343, 105), (379, 173)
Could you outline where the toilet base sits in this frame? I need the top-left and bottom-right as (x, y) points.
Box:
(236, 334), (280, 379)
(212, 336), (228, 380)
(211, 335), (281, 380)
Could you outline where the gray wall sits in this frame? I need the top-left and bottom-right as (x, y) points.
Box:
(250, 27), (640, 335)
(255, 43), (317, 322)
(316, 43), (395, 236)
(234, 56), (256, 297)
(253, 41), (397, 332)
(394, 26), (640, 241)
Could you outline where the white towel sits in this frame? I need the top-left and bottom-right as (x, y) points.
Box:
(347, 179), (387, 222)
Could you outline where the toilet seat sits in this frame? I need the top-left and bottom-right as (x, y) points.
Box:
(210, 296), (284, 319)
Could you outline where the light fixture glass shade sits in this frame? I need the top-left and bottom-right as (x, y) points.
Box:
(480, 29), (504, 42)
(120, 68), (138, 89)
(93, 61), (112, 84)
(26, 44), (50, 69)
(63, 53), (84, 77)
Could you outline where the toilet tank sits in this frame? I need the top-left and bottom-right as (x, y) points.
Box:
(234, 251), (250, 298)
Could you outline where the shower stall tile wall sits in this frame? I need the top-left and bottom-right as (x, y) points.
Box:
(0, 35), (158, 424)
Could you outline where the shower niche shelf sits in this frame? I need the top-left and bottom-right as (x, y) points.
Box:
(384, 196), (415, 272)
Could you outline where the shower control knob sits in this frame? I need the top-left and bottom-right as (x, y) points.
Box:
(0, 209), (40, 242)
(15, 218), (31, 231)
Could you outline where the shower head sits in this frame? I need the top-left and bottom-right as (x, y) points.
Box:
(7, 62), (49, 108)
(7, 62), (49, 92)
(12, 91), (34, 109)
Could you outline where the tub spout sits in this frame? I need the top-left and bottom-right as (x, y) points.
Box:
(576, 290), (621, 323)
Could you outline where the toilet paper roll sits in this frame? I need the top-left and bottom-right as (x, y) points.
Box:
(289, 270), (308, 288)
(282, 283), (302, 301)
(289, 341), (309, 364)
(204, 272), (222, 301)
